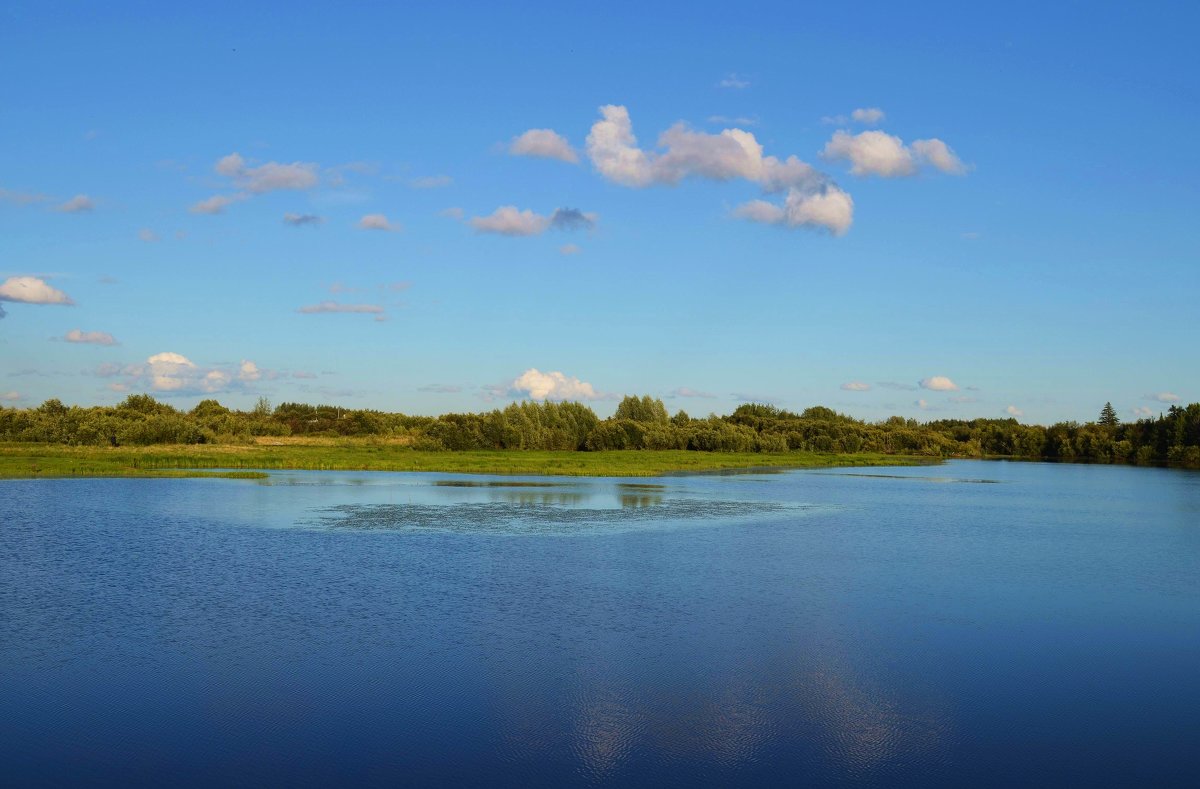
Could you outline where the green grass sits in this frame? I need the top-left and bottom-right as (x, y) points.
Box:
(0, 441), (937, 479)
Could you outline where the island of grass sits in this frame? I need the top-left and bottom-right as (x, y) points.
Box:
(0, 440), (935, 480)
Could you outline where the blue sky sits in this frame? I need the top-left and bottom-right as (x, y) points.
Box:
(2, 1), (1196, 423)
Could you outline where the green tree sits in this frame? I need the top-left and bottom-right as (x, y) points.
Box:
(614, 395), (668, 423)
(1099, 402), (1119, 427)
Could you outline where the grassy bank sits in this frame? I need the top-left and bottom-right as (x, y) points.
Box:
(0, 441), (936, 479)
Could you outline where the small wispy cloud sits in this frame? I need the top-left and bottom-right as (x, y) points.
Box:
(1145, 392), (1180, 403)
(64, 329), (118, 346)
(283, 212), (324, 226)
(409, 175), (453, 189)
(877, 381), (918, 391)
(1004, 405), (1024, 417)
(671, 387), (716, 398)
(190, 193), (246, 214)
(707, 115), (758, 126)
(419, 383), (462, 394)
(1130, 406), (1155, 418)
(56, 194), (95, 213)
(138, 228), (160, 242)
(358, 213), (400, 231)
(0, 187), (49, 205)
(717, 73), (750, 89)
(469, 206), (597, 236)
(559, 244), (581, 255)
(840, 381), (871, 392)
(297, 301), (385, 315)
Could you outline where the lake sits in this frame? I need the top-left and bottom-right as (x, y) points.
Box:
(2, 460), (1198, 786)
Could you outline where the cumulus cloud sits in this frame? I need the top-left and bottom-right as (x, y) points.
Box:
(510, 368), (601, 401)
(0, 276), (74, 305)
(851, 107), (886, 125)
(238, 360), (261, 382)
(549, 207), (597, 231)
(911, 139), (968, 175)
(1146, 392), (1180, 403)
(586, 105), (823, 191)
(734, 185), (854, 236)
(190, 194), (246, 214)
(717, 73), (750, 89)
(358, 213), (399, 231)
(823, 130), (966, 177)
(65, 329), (117, 346)
(56, 194), (95, 213)
(469, 206), (597, 236)
(919, 376), (959, 391)
(841, 381), (871, 391)
(144, 352), (197, 391)
(297, 301), (385, 315)
(283, 212), (324, 226)
(1004, 405), (1024, 417)
(470, 206), (548, 236)
(509, 129), (579, 163)
(409, 175), (453, 189)
(214, 152), (318, 193)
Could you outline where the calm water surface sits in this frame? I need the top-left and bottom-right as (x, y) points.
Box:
(2, 460), (1198, 786)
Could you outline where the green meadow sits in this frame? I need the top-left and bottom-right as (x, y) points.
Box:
(0, 441), (934, 480)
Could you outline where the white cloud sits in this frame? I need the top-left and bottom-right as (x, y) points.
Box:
(439, 206), (464, 220)
(138, 228), (160, 242)
(559, 243), (581, 255)
(419, 383), (462, 394)
(911, 138), (968, 175)
(297, 301), (385, 315)
(146, 352), (197, 391)
(822, 130), (915, 177)
(851, 107), (886, 125)
(190, 194), (246, 214)
(510, 368), (601, 401)
(238, 360), (261, 382)
(841, 381), (871, 391)
(214, 152), (319, 193)
(1004, 405), (1024, 417)
(283, 212), (324, 226)
(1131, 406), (1155, 418)
(65, 329), (117, 346)
(585, 104), (824, 191)
(717, 73), (750, 89)
(823, 130), (966, 177)
(1, 391), (21, 402)
(878, 381), (918, 391)
(919, 376), (959, 391)
(707, 115), (758, 126)
(409, 175), (453, 188)
(733, 184), (854, 236)
(509, 129), (579, 163)
(0, 276), (74, 305)
(469, 206), (596, 236)
(358, 213), (400, 231)
(1147, 392), (1180, 403)
(914, 399), (936, 410)
(56, 194), (95, 213)
(470, 206), (549, 236)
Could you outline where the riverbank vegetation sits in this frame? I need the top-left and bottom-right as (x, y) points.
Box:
(1, 394), (1197, 474)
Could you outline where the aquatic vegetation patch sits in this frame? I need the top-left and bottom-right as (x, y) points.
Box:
(306, 499), (803, 536)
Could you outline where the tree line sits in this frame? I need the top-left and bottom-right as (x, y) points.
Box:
(1, 394), (1198, 468)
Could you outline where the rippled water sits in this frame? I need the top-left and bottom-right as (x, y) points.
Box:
(2, 461), (1198, 786)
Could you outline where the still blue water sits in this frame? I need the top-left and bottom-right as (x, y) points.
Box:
(2, 460), (1198, 786)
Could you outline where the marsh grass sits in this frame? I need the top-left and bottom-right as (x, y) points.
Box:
(0, 441), (935, 479)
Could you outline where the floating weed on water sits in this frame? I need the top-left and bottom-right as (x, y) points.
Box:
(305, 499), (806, 536)
(817, 473), (1001, 484)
